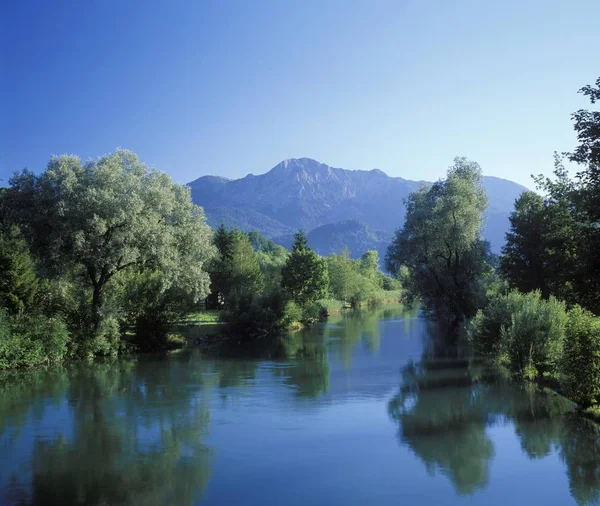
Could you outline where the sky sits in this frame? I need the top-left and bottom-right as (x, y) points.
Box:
(1, 0), (599, 189)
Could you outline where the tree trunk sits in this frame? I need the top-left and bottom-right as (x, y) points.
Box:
(92, 283), (104, 332)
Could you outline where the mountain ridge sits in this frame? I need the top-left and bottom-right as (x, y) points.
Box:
(189, 157), (528, 255)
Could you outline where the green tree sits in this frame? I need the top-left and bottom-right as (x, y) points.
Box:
(247, 231), (289, 290)
(561, 306), (600, 407)
(281, 231), (328, 306)
(0, 227), (38, 314)
(326, 249), (355, 304)
(500, 191), (549, 296)
(4, 150), (214, 350)
(567, 76), (600, 313)
(386, 157), (493, 324)
(208, 226), (263, 308)
(229, 234), (264, 299)
(360, 250), (380, 282)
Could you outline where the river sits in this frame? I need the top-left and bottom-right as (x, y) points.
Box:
(1, 304), (600, 505)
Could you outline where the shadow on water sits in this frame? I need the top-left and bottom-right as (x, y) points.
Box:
(388, 324), (600, 504)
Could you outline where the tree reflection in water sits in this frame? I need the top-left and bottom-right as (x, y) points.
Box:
(2, 359), (215, 506)
(388, 327), (600, 505)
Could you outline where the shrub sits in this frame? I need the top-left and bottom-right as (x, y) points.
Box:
(0, 309), (70, 369)
(468, 290), (524, 359)
(301, 300), (324, 325)
(561, 306), (600, 407)
(281, 300), (303, 328)
(469, 290), (567, 379)
(222, 289), (288, 339)
(315, 298), (344, 317)
(501, 293), (567, 379)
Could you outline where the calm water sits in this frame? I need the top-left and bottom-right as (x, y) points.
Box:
(2, 305), (600, 506)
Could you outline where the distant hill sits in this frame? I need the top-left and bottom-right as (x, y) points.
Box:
(189, 157), (528, 256)
(273, 220), (392, 260)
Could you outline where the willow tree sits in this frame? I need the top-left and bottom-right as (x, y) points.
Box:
(5, 150), (214, 348)
(385, 157), (493, 324)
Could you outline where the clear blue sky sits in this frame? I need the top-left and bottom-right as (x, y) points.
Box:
(1, 0), (598, 188)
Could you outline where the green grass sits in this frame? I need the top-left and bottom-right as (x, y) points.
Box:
(173, 310), (224, 343)
(316, 298), (345, 316)
(179, 310), (221, 325)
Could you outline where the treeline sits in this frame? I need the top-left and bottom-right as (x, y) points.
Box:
(385, 76), (600, 410)
(206, 225), (401, 338)
(0, 152), (401, 369)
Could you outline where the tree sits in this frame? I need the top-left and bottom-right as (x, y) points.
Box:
(229, 234), (264, 299)
(500, 192), (547, 295)
(561, 306), (600, 407)
(533, 156), (587, 308)
(386, 157), (493, 325)
(326, 249), (355, 304)
(208, 226), (263, 308)
(360, 250), (380, 282)
(281, 231), (328, 306)
(0, 227), (38, 314)
(4, 150), (214, 344)
(567, 76), (600, 312)
(568, 76), (600, 168)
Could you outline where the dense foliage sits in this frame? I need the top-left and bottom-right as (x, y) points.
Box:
(470, 291), (567, 379)
(281, 231), (329, 306)
(501, 77), (600, 313)
(0, 150), (216, 363)
(386, 157), (493, 325)
(561, 306), (600, 407)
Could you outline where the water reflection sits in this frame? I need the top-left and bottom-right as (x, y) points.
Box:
(388, 328), (600, 505)
(3, 305), (600, 505)
(1, 360), (215, 506)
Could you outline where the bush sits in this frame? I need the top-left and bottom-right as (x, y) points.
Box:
(301, 300), (324, 325)
(469, 290), (567, 379)
(0, 309), (70, 369)
(315, 298), (344, 316)
(561, 306), (600, 407)
(501, 293), (567, 379)
(281, 301), (303, 328)
(222, 289), (288, 339)
(468, 290), (524, 359)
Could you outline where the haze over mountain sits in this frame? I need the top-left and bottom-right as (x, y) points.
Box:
(189, 158), (528, 257)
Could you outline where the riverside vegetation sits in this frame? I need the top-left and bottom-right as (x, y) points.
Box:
(0, 152), (401, 369)
(1, 76), (600, 424)
(385, 76), (600, 417)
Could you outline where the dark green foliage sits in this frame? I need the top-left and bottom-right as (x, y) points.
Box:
(0, 227), (38, 314)
(0, 310), (70, 369)
(500, 192), (549, 296)
(208, 226), (264, 309)
(281, 231), (328, 306)
(386, 158), (494, 324)
(568, 76), (600, 167)
(561, 306), (600, 407)
(221, 289), (289, 339)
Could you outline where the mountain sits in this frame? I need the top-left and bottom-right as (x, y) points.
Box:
(189, 158), (528, 255)
(274, 220), (392, 260)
